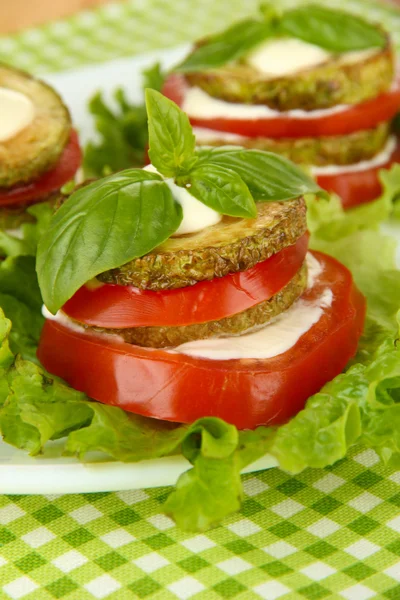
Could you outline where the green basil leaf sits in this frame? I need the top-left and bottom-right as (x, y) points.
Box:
(175, 18), (274, 73)
(280, 5), (386, 52)
(145, 89), (197, 177)
(181, 164), (257, 218)
(196, 147), (326, 201)
(36, 170), (182, 314)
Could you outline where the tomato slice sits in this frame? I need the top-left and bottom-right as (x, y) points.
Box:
(316, 142), (400, 210)
(0, 130), (82, 207)
(62, 233), (309, 328)
(163, 74), (400, 139)
(38, 251), (366, 430)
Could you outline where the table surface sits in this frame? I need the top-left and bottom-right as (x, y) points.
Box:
(1, 1), (400, 599)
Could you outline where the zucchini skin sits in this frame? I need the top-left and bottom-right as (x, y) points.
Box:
(0, 63), (71, 189)
(185, 36), (394, 111)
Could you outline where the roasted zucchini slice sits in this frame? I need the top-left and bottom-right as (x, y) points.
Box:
(98, 197), (307, 289)
(0, 63), (71, 188)
(91, 262), (307, 348)
(185, 36), (394, 111)
(196, 122), (390, 167)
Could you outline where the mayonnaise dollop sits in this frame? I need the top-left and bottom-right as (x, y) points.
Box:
(144, 164), (222, 236)
(246, 38), (331, 77)
(173, 254), (332, 361)
(0, 88), (35, 142)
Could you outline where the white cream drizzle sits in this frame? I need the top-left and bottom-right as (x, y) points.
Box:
(172, 254), (332, 361)
(143, 164), (222, 235)
(0, 87), (35, 142)
(246, 38), (332, 77)
(311, 136), (397, 176)
(183, 85), (350, 121)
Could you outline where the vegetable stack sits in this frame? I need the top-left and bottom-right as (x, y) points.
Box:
(35, 90), (365, 430)
(163, 4), (400, 209)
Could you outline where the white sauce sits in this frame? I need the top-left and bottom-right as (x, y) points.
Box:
(173, 254), (332, 361)
(42, 305), (125, 341)
(246, 38), (331, 77)
(311, 136), (397, 176)
(144, 164), (222, 235)
(183, 85), (351, 121)
(0, 87), (35, 142)
(193, 127), (246, 142)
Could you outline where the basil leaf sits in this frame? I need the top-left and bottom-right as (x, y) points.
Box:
(196, 147), (326, 201)
(145, 89), (197, 178)
(182, 164), (257, 218)
(175, 18), (274, 73)
(36, 170), (182, 314)
(280, 5), (386, 52)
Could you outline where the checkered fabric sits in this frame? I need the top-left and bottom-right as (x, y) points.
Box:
(1, 0), (400, 598)
(0, 0), (399, 75)
(0, 447), (400, 599)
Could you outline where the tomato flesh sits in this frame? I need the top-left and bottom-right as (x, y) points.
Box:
(316, 142), (400, 210)
(62, 233), (309, 328)
(38, 252), (366, 430)
(0, 130), (82, 207)
(163, 74), (400, 139)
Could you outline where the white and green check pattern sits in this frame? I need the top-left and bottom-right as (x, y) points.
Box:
(1, 0), (400, 598)
(0, 446), (400, 599)
(0, 0), (400, 75)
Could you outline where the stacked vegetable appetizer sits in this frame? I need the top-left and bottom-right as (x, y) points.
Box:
(163, 5), (400, 208)
(35, 91), (365, 430)
(0, 64), (82, 230)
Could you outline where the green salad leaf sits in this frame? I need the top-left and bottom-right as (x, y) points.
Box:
(2, 184), (400, 530)
(175, 18), (274, 73)
(0, 202), (54, 259)
(36, 170), (183, 314)
(280, 4), (386, 52)
(84, 63), (165, 177)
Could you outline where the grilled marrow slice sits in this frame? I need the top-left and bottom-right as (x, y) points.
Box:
(196, 122), (390, 167)
(91, 262), (307, 348)
(185, 36), (394, 111)
(98, 197), (307, 290)
(0, 64), (71, 189)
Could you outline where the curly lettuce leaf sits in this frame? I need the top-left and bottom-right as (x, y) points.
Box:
(1, 182), (400, 529)
(84, 63), (165, 177)
(0, 202), (53, 259)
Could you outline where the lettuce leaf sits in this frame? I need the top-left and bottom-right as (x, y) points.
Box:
(0, 202), (54, 259)
(84, 63), (165, 177)
(1, 182), (400, 530)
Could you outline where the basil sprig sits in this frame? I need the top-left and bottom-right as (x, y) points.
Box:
(176, 4), (386, 73)
(37, 89), (324, 313)
(176, 18), (275, 73)
(280, 5), (386, 52)
(37, 170), (183, 314)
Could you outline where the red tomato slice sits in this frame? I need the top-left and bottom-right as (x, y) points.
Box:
(0, 130), (82, 208)
(163, 73), (400, 139)
(62, 233), (309, 328)
(317, 142), (400, 210)
(38, 251), (366, 430)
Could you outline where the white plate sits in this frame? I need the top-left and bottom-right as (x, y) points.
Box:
(1, 48), (400, 494)
(0, 439), (278, 495)
(0, 46), (279, 494)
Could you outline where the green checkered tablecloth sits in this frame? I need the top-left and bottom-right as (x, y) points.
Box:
(1, 1), (400, 599)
